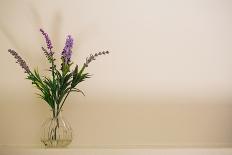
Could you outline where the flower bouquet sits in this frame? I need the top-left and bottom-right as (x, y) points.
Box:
(8, 29), (109, 147)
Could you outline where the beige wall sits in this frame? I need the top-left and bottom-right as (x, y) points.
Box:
(0, 0), (232, 147)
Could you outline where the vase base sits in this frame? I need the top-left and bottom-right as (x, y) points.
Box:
(41, 139), (72, 148)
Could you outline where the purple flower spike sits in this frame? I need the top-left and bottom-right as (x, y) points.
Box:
(61, 35), (74, 64)
(8, 49), (31, 74)
(40, 29), (53, 50)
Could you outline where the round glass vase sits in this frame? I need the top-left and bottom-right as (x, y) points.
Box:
(41, 110), (72, 148)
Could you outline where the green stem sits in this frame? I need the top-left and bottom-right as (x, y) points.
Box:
(50, 50), (58, 113)
(50, 50), (55, 80)
(79, 65), (86, 75)
(54, 117), (59, 141)
(52, 108), (56, 118)
(57, 89), (71, 116)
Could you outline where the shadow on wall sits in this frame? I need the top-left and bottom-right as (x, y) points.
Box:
(0, 5), (63, 69)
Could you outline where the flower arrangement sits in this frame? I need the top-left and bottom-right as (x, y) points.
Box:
(8, 29), (109, 117)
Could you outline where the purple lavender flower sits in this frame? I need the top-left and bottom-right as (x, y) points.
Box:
(41, 47), (54, 62)
(61, 35), (73, 64)
(40, 29), (53, 50)
(8, 49), (31, 74)
(84, 51), (109, 67)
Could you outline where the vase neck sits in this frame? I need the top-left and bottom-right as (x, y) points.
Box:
(51, 109), (62, 118)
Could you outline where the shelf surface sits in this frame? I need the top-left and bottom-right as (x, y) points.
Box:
(1, 146), (232, 155)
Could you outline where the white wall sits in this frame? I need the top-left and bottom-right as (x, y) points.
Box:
(0, 0), (232, 147)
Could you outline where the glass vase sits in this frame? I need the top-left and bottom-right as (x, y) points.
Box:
(41, 110), (72, 148)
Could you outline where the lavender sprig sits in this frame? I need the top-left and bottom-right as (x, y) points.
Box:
(41, 47), (54, 62)
(84, 51), (109, 67)
(61, 35), (73, 64)
(8, 49), (31, 74)
(40, 29), (53, 51)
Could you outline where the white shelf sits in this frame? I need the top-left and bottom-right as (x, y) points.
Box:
(1, 146), (232, 155)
